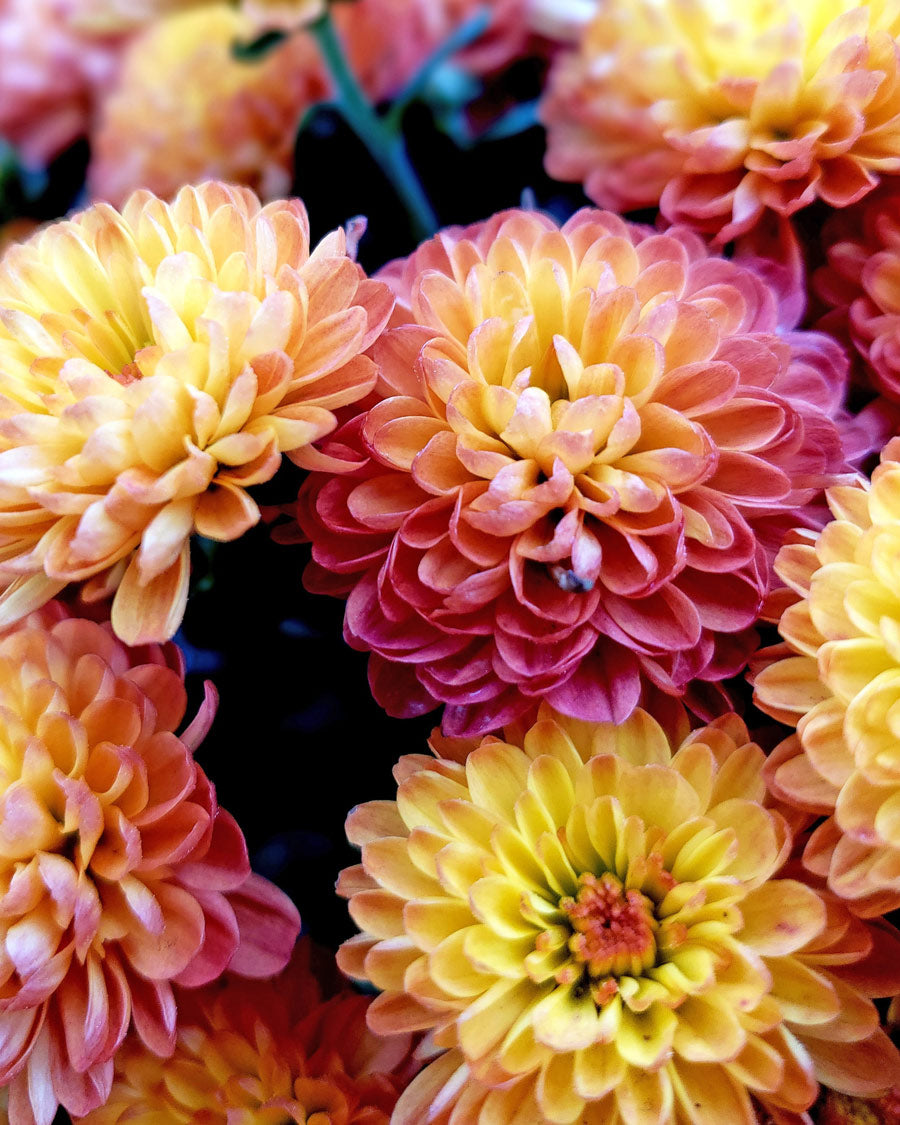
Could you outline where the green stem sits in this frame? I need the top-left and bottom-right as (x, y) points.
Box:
(309, 10), (438, 241)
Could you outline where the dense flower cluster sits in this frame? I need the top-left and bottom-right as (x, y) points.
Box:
(297, 207), (850, 736)
(755, 439), (900, 915)
(0, 181), (391, 644)
(541, 0), (900, 246)
(76, 941), (416, 1125)
(338, 706), (900, 1123)
(0, 603), (300, 1124)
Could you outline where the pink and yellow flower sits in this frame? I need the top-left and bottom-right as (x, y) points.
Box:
(87, 5), (330, 206)
(0, 603), (300, 1125)
(541, 0), (900, 246)
(337, 706), (900, 1124)
(296, 208), (850, 736)
(75, 940), (417, 1125)
(754, 438), (900, 915)
(0, 0), (124, 166)
(815, 185), (900, 401)
(0, 181), (392, 644)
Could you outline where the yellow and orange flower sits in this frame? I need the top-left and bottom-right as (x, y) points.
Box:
(754, 438), (900, 915)
(0, 0), (125, 166)
(87, 5), (330, 206)
(541, 0), (900, 246)
(0, 603), (300, 1125)
(75, 940), (417, 1125)
(815, 185), (900, 402)
(337, 705), (900, 1124)
(296, 208), (851, 736)
(0, 181), (392, 645)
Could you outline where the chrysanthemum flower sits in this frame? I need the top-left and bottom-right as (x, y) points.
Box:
(74, 940), (416, 1125)
(0, 0), (124, 166)
(754, 438), (900, 915)
(541, 0), (900, 246)
(815, 185), (900, 401)
(337, 706), (900, 1124)
(0, 181), (392, 644)
(87, 6), (330, 206)
(0, 603), (301, 1125)
(295, 208), (850, 736)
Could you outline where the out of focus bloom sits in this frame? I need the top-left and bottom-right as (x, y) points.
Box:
(337, 706), (900, 1124)
(59, 0), (209, 32)
(754, 438), (900, 915)
(821, 1087), (900, 1124)
(0, 181), (391, 644)
(87, 6), (330, 205)
(525, 0), (597, 42)
(816, 185), (900, 401)
(76, 941), (416, 1125)
(541, 0), (900, 245)
(242, 0), (326, 29)
(0, 0), (124, 166)
(296, 208), (850, 736)
(0, 604), (300, 1124)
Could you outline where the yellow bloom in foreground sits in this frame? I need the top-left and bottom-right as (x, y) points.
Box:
(0, 182), (391, 644)
(755, 438), (900, 915)
(338, 707), (900, 1124)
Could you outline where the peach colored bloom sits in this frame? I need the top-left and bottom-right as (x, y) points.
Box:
(74, 940), (417, 1125)
(0, 0), (124, 166)
(87, 5), (330, 206)
(754, 438), (900, 915)
(815, 185), (900, 401)
(296, 208), (851, 736)
(0, 603), (300, 1125)
(0, 181), (392, 645)
(337, 706), (900, 1125)
(541, 0), (900, 246)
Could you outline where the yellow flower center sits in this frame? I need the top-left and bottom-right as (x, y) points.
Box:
(562, 872), (658, 983)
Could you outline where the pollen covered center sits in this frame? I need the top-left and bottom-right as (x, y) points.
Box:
(562, 871), (658, 982)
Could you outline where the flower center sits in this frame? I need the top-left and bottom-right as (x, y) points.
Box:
(561, 871), (658, 983)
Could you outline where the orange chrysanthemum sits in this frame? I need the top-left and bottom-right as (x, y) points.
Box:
(0, 603), (300, 1125)
(75, 941), (417, 1125)
(296, 208), (851, 736)
(754, 438), (900, 915)
(0, 0), (124, 166)
(87, 6), (330, 206)
(0, 181), (392, 644)
(815, 184), (900, 401)
(541, 0), (900, 245)
(337, 706), (900, 1125)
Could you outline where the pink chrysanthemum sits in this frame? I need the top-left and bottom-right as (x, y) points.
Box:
(75, 941), (417, 1125)
(295, 208), (851, 736)
(0, 0), (124, 166)
(815, 184), (900, 401)
(541, 0), (900, 246)
(0, 603), (300, 1124)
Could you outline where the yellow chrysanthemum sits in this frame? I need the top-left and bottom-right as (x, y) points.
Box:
(338, 706), (900, 1125)
(541, 0), (900, 245)
(754, 437), (900, 915)
(0, 181), (392, 644)
(87, 5), (329, 206)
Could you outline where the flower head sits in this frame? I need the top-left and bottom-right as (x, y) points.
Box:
(0, 603), (300, 1124)
(75, 940), (416, 1125)
(754, 438), (900, 915)
(815, 185), (900, 401)
(297, 208), (850, 736)
(338, 706), (900, 1124)
(0, 0), (124, 166)
(0, 181), (392, 644)
(87, 5), (330, 206)
(541, 0), (900, 245)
